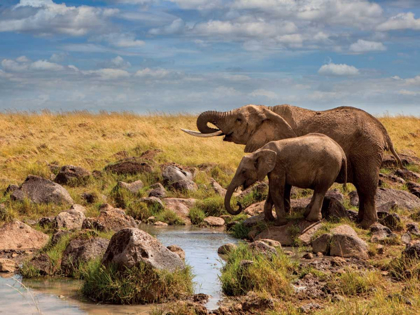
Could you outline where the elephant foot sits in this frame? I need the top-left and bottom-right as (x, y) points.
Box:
(359, 218), (377, 229)
(264, 215), (276, 222)
(305, 213), (322, 222)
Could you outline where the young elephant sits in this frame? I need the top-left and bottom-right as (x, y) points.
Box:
(224, 133), (347, 225)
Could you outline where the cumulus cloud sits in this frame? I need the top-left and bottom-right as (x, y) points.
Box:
(98, 56), (131, 69)
(405, 76), (420, 85)
(350, 39), (386, 53)
(1, 57), (70, 72)
(149, 18), (185, 35)
(169, 0), (223, 10)
(398, 89), (419, 96)
(377, 12), (420, 31)
(83, 68), (130, 80)
(97, 33), (145, 48)
(135, 68), (171, 78)
(318, 63), (360, 76)
(250, 89), (278, 99)
(0, 0), (118, 36)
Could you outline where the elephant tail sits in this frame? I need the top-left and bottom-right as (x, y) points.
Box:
(341, 155), (348, 192)
(385, 133), (404, 169)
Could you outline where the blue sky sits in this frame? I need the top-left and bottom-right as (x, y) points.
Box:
(0, 0), (419, 114)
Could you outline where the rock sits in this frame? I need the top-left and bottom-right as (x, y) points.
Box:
(96, 206), (137, 232)
(5, 184), (19, 195)
(102, 228), (185, 272)
(54, 165), (91, 186)
(210, 179), (226, 197)
(376, 188), (420, 211)
(162, 165), (193, 184)
(26, 253), (54, 275)
(55, 209), (86, 230)
(116, 180), (144, 194)
(217, 243), (237, 255)
(407, 182), (420, 199)
(377, 201), (398, 215)
(303, 252), (313, 259)
(167, 245), (185, 260)
(0, 220), (49, 250)
(92, 170), (102, 178)
(169, 179), (198, 192)
(82, 218), (107, 232)
(148, 183), (166, 198)
(81, 192), (99, 204)
(164, 198), (196, 225)
(291, 197), (312, 211)
(255, 220), (323, 246)
(38, 216), (56, 228)
(244, 201), (265, 216)
(381, 153), (420, 168)
(329, 225), (368, 259)
(299, 302), (322, 313)
(243, 213), (265, 227)
(203, 216), (225, 227)
(349, 191), (359, 207)
(241, 291), (274, 312)
(0, 258), (16, 273)
(380, 213), (403, 231)
(311, 233), (332, 254)
(259, 239), (281, 248)
(154, 221), (168, 226)
(370, 222), (397, 243)
(11, 175), (74, 205)
(71, 204), (87, 214)
(395, 169), (420, 181)
(140, 149), (163, 160)
(61, 236), (109, 275)
(249, 240), (277, 255)
(321, 196), (349, 221)
(50, 230), (71, 247)
(407, 223), (420, 235)
(379, 173), (406, 185)
(140, 197), (164, 211)
(403, 242), (420, 259)
(104, 158), (153, 175)
(402, 233), (412, 245)
(347, 210), (359, 222)
(326, 189), (344, 203)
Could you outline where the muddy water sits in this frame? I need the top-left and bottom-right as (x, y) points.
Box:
(0, 225), (237, 314)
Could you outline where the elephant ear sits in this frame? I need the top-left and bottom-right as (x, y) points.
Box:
(254, 149), (277, 181)
(245, 110), (296, 153)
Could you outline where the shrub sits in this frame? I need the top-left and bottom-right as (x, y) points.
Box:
(188, 207), (205, 225)
(230, 222), (251, 239)
(220, 243), (296, 297)
(155, 209), (185, 225)
(81, 262), (193, 304)
(327, 269), (383, 296)
(126, 201), (151, 221)
(195, 196), (226, 217)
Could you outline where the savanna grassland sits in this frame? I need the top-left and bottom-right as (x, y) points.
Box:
(1, 112), (420, 315)
(0, 112), (419, 188)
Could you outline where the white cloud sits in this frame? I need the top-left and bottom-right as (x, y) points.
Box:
(214, 86), (240, 96)
(224, 74), (251, 81)
(135, 68), (170, 78)
(1, 0), (118, 36)
(250, 89), (277, 99)
(16, 56), (30, 63)
(1, 59), (29, 72)
(30, 60), (64, 71)
(83, 68), (130, 80)
(149, 18), (185, 35)
(169, 0), (222, 10)
(377, 12), (420, 31)
(398, 89), (419, 96)
(99, 56), (131, 69)
(318, 63), (360, 76)
(349, 39), (386, 53)
(98, 33), (145, 48)
(405, 76), (420, 85)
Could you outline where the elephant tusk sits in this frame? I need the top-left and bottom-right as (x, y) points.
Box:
(181, 129), (224, 137)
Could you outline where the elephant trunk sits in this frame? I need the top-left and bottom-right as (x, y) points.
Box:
(225, 183), (243, 215)
(197, 110), (230, 134)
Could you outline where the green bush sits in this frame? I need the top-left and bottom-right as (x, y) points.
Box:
(155, 209), (185, 225)
(82, 262), (193, 304)
(230, 222), (251, 239)
(188, 207), (206, 225)
(126, 201), (151, 221)
(195, 196), (226, 217)
(220, 243), (296, 297)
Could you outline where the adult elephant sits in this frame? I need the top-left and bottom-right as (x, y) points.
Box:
(183, 104), (403, 229)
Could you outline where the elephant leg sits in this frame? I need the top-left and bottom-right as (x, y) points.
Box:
(353, 162), (379, 229)
(268, 175), (288, 225)
(264, 191), (276, 221)
(305, 189), (326, 222)
(284, 183), (292, 215)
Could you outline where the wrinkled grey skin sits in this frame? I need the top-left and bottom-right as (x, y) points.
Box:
(224, 134), (347, 225)
(186, 104), (403, 229)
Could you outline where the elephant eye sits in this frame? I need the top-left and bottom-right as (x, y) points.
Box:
(236, 118), (242, 123)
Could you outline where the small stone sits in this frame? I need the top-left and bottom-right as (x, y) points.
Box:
(331, 257), (346, 266)
(403, 242), (420, 259)
(240, 260), (254, 268)
(167, 245), (185, 260)
(0, 258), (16, 273)
(377, 245), (384, 255)
(154, 221), (168, 226)
(402, 233), (412, 245)
(303, 252), (313, 259)
(203, 216), (225, 227)
(148, 183), (166, 198)
(217, 243), (237, 255)
(140, 197), (164, 211)
(407, 222), (420, 236)
(316, 252), (323, 257)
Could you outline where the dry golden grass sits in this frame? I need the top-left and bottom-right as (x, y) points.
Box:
(0, 112), (418, 190)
